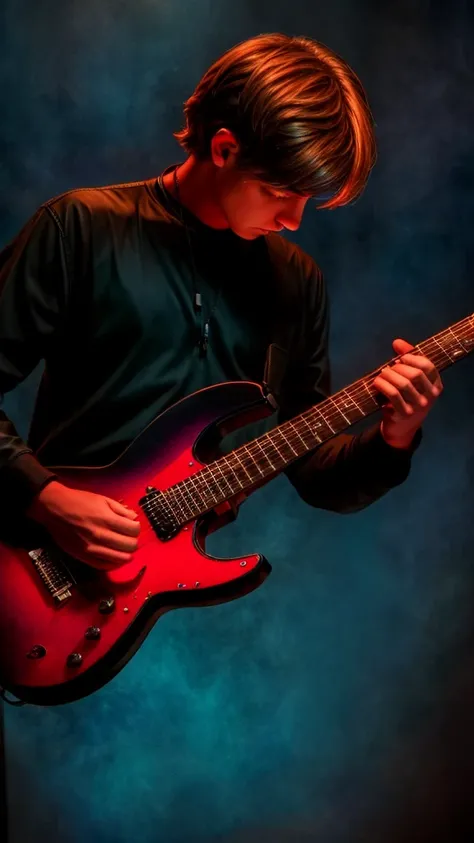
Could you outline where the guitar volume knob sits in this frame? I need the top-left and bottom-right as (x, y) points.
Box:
(66, 653), (83, 668)
(98, 596), (115, 614)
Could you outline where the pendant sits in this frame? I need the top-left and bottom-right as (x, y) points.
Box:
(198, 320), (209, 357)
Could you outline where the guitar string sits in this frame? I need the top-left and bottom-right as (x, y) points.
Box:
(147, 317), (474, 523)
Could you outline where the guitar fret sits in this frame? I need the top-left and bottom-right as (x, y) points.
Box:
(184, 473), (209, 509)
(446, 330), (467, 357)
(232, 450), (254, 482)
(327, 395), (351, 425)
(250, 440), (273, 473)
(287, 421), (309, 451)
(274, 427), (298, 459)
(222, 455), (245, 488)
(430, 334), (455, 363)
(423, 331), (462, 361)
(210, 461), (235, 496)
(274, 428), (298, 457)
(300, 415), (322, 442)
(262, 438), (280, 469)
(266, 433), (286, 462)
(447, 326), (470, 355)
(341, 388), (365, 416)
(362, 379), (379, 407)
(195, 471), (219, 506)
(316, 408), (335, 434)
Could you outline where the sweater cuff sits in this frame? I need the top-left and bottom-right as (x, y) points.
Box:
(362, 423), (423, 461)
(3, 451), (58, 513)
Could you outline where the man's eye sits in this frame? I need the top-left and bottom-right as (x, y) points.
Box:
(263, 186), (288, 199)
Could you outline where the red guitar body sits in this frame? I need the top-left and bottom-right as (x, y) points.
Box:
(0, 382), (273, 705)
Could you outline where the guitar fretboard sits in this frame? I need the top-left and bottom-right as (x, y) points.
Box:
(155, 313), (474, 524)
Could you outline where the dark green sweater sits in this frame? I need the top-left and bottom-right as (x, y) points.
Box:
(0, 172), (421, 523)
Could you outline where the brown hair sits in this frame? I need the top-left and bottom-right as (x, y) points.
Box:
(174, 33), (376, 209)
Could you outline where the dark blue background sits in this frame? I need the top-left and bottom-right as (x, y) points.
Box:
(1, 1), (474, 841)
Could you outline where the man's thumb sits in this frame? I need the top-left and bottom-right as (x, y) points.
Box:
(107, 497), (139, 519)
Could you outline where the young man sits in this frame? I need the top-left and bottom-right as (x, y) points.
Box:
(0, 33), (442, 569)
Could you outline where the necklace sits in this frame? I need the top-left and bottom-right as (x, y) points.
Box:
(166, 165), (222, 358)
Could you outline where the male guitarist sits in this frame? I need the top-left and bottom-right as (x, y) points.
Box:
(0, 33), (442, 571)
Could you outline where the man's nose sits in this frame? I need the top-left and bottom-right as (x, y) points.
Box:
(276, 198), (307, 232)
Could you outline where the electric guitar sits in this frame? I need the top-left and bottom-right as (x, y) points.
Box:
(0, 313), (472, 706)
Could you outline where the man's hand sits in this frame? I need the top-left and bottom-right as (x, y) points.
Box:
(374, 338), (443, 450)
(26, 481), (141, 569)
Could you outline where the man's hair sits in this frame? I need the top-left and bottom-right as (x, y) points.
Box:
(174, 33), (376, 209)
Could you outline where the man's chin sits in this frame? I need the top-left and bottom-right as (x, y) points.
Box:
(233, 228), (265, 240)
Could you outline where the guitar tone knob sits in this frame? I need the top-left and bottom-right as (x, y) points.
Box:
(27, 644), (46, 659)
(66, 653), (83, 668)
(85, 626), (101, 640)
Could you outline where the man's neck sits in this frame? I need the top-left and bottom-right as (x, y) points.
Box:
(161, 156), (229, 230)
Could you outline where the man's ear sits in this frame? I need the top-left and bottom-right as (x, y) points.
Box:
(211, 128), (240, 167)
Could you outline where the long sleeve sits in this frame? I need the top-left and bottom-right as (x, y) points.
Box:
(0, 206), (71, 517)
(280, 261), (422, 514)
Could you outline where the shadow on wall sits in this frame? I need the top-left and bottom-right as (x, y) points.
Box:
(7, 752), (76, 843)
(217, 644), (474, 843)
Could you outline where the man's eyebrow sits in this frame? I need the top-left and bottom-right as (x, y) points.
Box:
(279, 187), (311, 198)
(264, 182), (309, 198)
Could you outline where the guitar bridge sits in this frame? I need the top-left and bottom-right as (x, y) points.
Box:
(28, 547), (73, 604)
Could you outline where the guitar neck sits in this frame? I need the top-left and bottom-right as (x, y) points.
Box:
(171, 312), (474, 522)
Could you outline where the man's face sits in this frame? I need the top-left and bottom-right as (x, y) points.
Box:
(215, 167), (311, 240)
